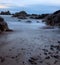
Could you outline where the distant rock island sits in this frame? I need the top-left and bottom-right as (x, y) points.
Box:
(0, 11), (11, 15)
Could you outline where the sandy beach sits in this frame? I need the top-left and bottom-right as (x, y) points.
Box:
(0, 15), (60, 65)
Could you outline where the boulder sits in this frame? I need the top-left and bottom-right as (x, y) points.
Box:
(0, 17), (11, 32)
(12, 11), (27, 19)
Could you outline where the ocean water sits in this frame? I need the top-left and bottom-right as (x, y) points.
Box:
(0, 15), (46, 30)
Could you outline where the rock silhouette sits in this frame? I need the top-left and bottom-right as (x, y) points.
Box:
(0, 11), (11, 15)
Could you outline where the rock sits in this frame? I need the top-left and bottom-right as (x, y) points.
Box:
(56, 46), (60, 51)
(18, 16), (27, 19)
(26, 20), (32, 23)
(11, 57), (15, 59)
(30, 57), (38, 60)
(45, 56), (50, 59)
(48, 52), (52, 55)
(42, 26), (54, 29)
(0, 11), (11, 15)
(53, 55), (59, 59)
(37, 21), (40, 23)
(39, 61), (43, 63)
(0, 17), (12, 32)
(43, 14), (55, 26)
(54, 60), (58, 64)
(22, 61), (25, 64)
(29, 59), (37, 64)
(42, 49), (48, 52)
(44, 52), (47, 55)
(9, 49), (12, 51)
(53, 10), (60, 15)
(58, 41), (60, 43)
(46, 62), (50, 65)
(18, 19), (21, 21)
(6, 29), (13, 32)
(50, 45), (60, 51)
(50, 46), (54, 51)
(56, 51), (59, 54)
(30, 14), (49, 19)
(12, 11), (27, 19)
(28, 57), (38, 64)
(43, 10), (60, 26)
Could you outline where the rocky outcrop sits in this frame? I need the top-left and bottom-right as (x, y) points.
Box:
(12, 11), (49, 19)
(29, 14), (49, 19)
(0, 17), (12, 32)
(12, 11), (27, 19)
(0, 11), (11, 15)
(43, 10), (60, 26)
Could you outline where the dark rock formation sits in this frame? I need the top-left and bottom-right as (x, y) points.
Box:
(12, 11), (27, 19)
(0, 11), (11, 15)
(12, 11), (49, 19)
(29, 14), (38, 19)
(43, 10), (60, 26)
(35, 14), (49, 19)
(29, 14), (49, 19)
(53, 10), (60, 15)
(0, 17), (12, 32)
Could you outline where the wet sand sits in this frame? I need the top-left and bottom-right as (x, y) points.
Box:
(0, 15), (60, 65)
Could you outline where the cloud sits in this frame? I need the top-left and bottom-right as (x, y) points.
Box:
(0, 3), (8, 8)
(0, 0), (60, 7)
(20, 0), (60, 6)
(0, 5), (7, 8)
(0, 0), (60, 8)
(0, 3), (20, 8)
(0, 0), (60, 14)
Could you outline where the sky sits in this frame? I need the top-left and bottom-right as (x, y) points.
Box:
(0, 0), (60, 14)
